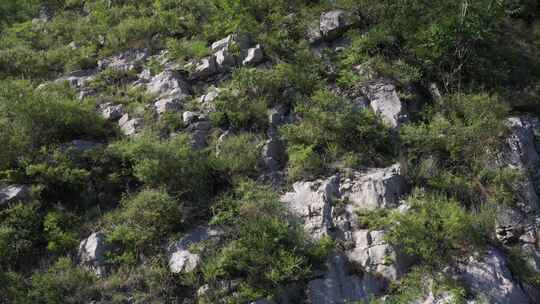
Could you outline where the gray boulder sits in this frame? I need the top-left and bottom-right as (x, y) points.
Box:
(340, 164), (408, 210)
(183, 111), (199, 125)
(147, 70), (191, 100)
(262, 138), (285, 172)
(362, 81), (408, 129)
(78, 232), (109, 277)
(281, 176), (340, 240)
(320, 10), (356, 41)
(199, 87), (222, 104)
(154, 97), (182, 115)
(215, 49), (237, 71)
(99, 103), (124, 121)
(267, 104), (289, 127)
(307, 253), (383, 304)
(211, 34), (251, 53)
(0, 185), (30, 208)
(456, 247), (530, 304)
(282, 164), (407, 240)
(168, 226), (223, 273)
(242, 44), (264, 66)
(119, 114), (143, 136)
(98, 49), (149, 71)
(346, 230), (408, 281)
(187, 121), (212, 148)
(502, 116), (540, 213)
(53, 69), (97, 100)
(192, 56), (218, 79)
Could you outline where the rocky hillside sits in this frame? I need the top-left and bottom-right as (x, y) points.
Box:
(1, 1), (540, 303)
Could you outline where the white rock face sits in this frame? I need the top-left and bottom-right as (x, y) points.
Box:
(340, 164), (408, 210)
(192, 56), (218, 79)
(200, 87), (221, 103)
(168, 226), (223, 273)
(503, 116), (540, 213)
(154, 97), (182, 115)
(78, 232), (108, 277)
(242, 44), (264, 66)
(147, 70), (191, 100)
(282, 164), (408, 241)
(363, 81), (408, 128)
(211, 34), (251, 52)
(183, 111), (198, 125)
(119, 114), (143, 136)
(281, 164), (411, 303)
(98, 49), (149, 71)
(320, 10), (355, 41)
(215, 49), (236, 70)
(211, 34), (236, 52)
(457, 247), (530, 304)
(0, 185), (30, 207)
(346, 230), (406, 281)
(282, 176), (340, 240)
(307, 253), (383, 304)
(99, 103), (124, 120)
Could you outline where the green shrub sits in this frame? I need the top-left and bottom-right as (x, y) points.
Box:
(0, 271), (27, 303)
(0, 80), (111, 172)
(507, 247), (540, 289)
(27, 257), (99, 304)
(0, 202), (43, 268)
(286, 144), (324, 181)
(106, 16), (161, 52)
(383, 266), (467, 304)
(105, 189), (183, 265)
(204, 181), (333, 302)
(15, 143), (126, 212)
(109, 133), (214, 199)
(385, 191), (485, 267)
(400, 93), (513, 204)
(43, 209), (79, 255)
(166, 38), (211, 63)
(353, 0), (506, 89)
(281, 90), (394, 179)
(154, 0), (214, 37)
(0, 1), (41, 30)
(214, 133), (262, 177)
(98, 258), (182, 303)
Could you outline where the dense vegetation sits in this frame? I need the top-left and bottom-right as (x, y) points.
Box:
(1, 0), (539, 303)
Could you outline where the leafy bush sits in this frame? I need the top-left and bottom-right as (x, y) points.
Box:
(385, 191), (485, 267)
(166, 38), (211, 63)
(352, 0), (506, 89)
(27, 257), (99, 304)
(204, 181), (333, 302)
(382, 266), (467, 304)
(285, 144), (324, 180)
(211, 60), (322, 130)
(0, 80), (111, 171)
(0, 202), (43, 268)
(281, 90), (394, 179)
(106, 16), (161, 52)
(105, 189), (183, 265)
(43, 209), (79, 255)
(507, 247), (540, 289)
(109, 133), (214, 199)
(400, 93), (513, 204)
(0, 271), (27, 303)
(0, 1), (41, 30)
(97, 258), (183, 303)
(214, 132), (262, 178)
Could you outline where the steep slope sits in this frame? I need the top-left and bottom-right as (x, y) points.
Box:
(0, 1), (540, 303)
